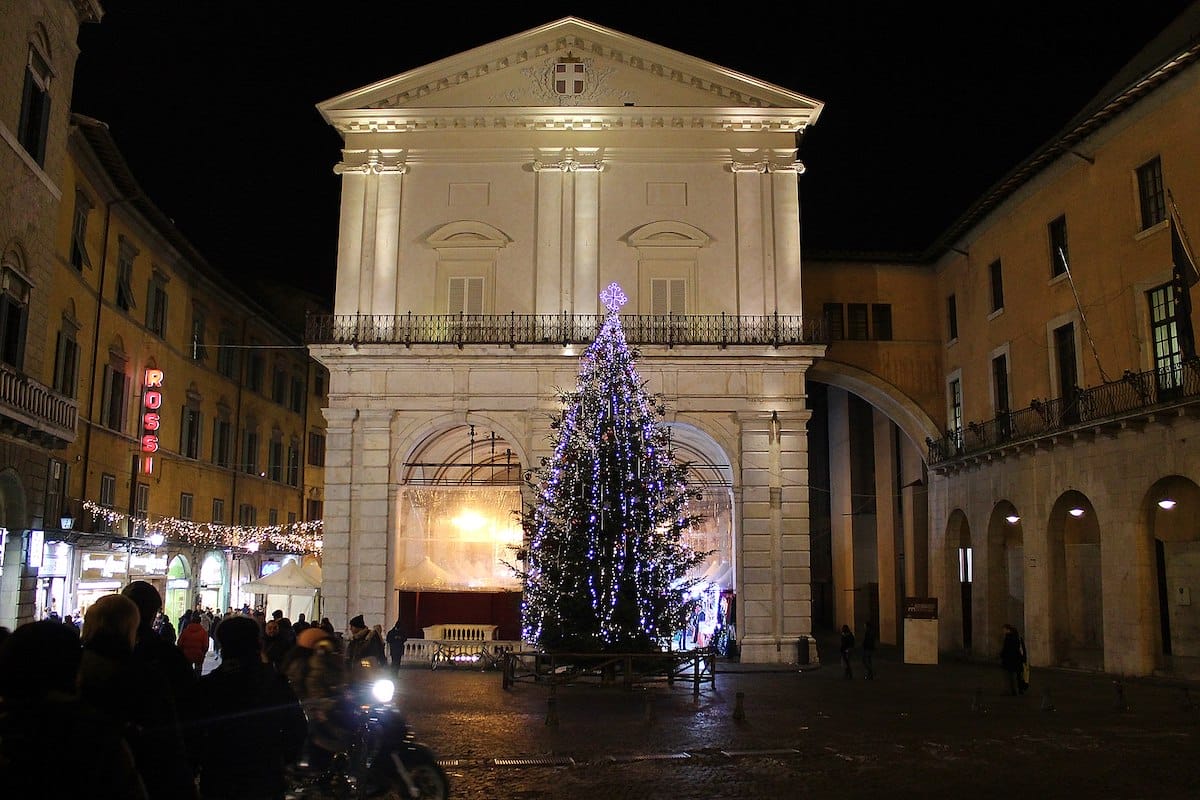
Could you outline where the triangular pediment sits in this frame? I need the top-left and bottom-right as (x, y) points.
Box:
(318, 17), (822, 125)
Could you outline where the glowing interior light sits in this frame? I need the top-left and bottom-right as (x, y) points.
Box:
(1157, 498), (1177, 510)
(247, 541), (260, 552)
(452, 509), (487, 532)
(1005, 514), (1020, 524)
(1068, 507), (1086, 518)
(147, 532), (165, 547)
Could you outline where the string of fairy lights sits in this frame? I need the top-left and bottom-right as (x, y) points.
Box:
(81, 500), (323, 554)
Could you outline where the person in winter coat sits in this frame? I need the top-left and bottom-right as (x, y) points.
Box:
(283, 627), (349, 769)
(344, 615), (386, 673)
(178, 616), (211, 675)
(122, 581), (196, 706)
(192, 616), (307, 799)
(839, 624), (855, 679)
(1000, 624), (1028, 696)
(385, 619), (408, 670)
(0, 620), (149, 799)
(78, 594), (199, 800)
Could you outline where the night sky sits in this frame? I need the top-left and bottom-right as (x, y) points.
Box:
(71, 2), (1195, 301)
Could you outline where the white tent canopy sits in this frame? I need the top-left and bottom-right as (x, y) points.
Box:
(243, 561), (322, 621)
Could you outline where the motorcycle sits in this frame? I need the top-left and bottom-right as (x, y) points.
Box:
(287, 662), (449, 800)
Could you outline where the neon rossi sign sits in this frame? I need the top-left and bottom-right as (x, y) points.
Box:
(141, 368), (163, 474)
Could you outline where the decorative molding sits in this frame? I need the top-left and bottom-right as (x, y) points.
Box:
(325, 109), (813, 135)
(333, 148), (409, 175)
(730, 159), (806, 174)
(531, 147), (606, 172)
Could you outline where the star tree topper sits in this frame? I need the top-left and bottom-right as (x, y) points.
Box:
(600, 282), (628, 314)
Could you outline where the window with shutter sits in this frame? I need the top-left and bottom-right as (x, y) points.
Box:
(650, 278), (686, 315)
(448, 277), (484, 314)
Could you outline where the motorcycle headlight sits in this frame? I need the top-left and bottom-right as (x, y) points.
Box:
(371, 678), (395, 704)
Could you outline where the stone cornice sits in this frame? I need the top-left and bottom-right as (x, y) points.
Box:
(325, 107), (814, 135)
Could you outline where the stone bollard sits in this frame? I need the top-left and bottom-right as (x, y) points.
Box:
(971, 687), (985, 713)
(733, 691), (746, 721)
(545, 696), (559, 727)
(1040, 687), (1056, 712)
(1112, 680), (1128, 712)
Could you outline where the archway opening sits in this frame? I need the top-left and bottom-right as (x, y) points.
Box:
(1048, 490), (1103, 668)
(1144, 476), (1200, 675)
(986, 500), (1025, 652)
(166, 554), (191, 626)
(945, 509), (972, 650)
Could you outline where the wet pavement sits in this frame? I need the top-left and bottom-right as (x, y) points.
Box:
(390, 637), (1200, 799)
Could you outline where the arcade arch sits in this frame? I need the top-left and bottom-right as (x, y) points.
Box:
(985, 500), (1025, 648)
(1142, 476), (1200, 670)
(944, 509), (973, 651)
(1047, 490), (1103, 669)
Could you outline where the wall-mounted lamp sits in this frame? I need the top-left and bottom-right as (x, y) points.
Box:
(1068, 507), (1086, 518)
(1005, 514), (1020, 524)
(1158, 498), (1177, 510)
(60, 515), (74, 531)
(147, 531), (165, 547)
(247, 541), (260, 552)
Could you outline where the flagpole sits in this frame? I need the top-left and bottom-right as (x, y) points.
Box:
(1167, 189), (1199, 275)
(1058, 247), (1112, 385)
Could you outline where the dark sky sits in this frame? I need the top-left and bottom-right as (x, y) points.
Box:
(71, 2), (1196, 302)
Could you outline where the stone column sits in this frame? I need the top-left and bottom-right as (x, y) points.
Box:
(371, 155), (406, 317)
(348, 408), (393, 628)
(320, 407), (357, 626)
(736, 410), (778, 663)
(778, 409), (815, 652)
(572, 160), (601, 316)
(0, 531), (36, 630)
(873, 409), (900, 644)
(332, 160), (366, 316)
(732, 162), (766, 316)
(827, 387), (856, 630)
(770, 162), (804, 315)
(533, 152), (564, 314)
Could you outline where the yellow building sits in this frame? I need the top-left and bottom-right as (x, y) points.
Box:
(0, 0), (101, 630)
(805, 7), (1200, 678)
(36, 116), (328, 624)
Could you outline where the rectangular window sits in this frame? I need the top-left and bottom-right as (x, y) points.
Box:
(212, 417), (232, 468)
(99, 473), (116, 533)
(212, 498), (225, 524)
(45, 458), (66, 529)
(649, 278), (687, 315)
(314, 370), (326, 397)
(290, 376), (305, 413)
(180, 406), (202, 459)
(242, 429), (259, 475)
(1136, 156), (1167, 230)
(308, 431), (326, 467)
(146, 275), (168, 337)
(306, 499), (323, 522)
(53, 328), (80, 398)
(272, 367), (287, 404)
(116, 238), (138, 311)
(217, 329), (238, 378)
(135, 483), (149, 519)
(871, 304), (893, 341)
(190, 309), (207, 362)
(17, 46), (51, 166)
(948, 377), (963, 435)
(1148, 284), (1183, 390)
(101, 365), (130, 432)
(823, 303), (844, 341)
(992, 354), (1010, 414)
(845, 303), (869, 340)
(287, 511), (297, 525)
(247, 349), (264, 393)
(268, 508), (278, 526)
(947, 294), (958, 341)
(179, 492), (194, 521)
(0, 269), (30, 369)
(989, 260), (1005, 312)
(268, 437), (283, 482)
(1049, 215), (1069, 277)
(238, 504), (256, 525)
(70, 191), (93, 270)
(448, 276), (484, 314)
(287, 441), (300, 487)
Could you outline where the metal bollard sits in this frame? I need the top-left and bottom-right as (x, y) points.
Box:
(1113, 680), (1128, 712)
(545, 695), (559, 727)
(733, 691), (746, 721)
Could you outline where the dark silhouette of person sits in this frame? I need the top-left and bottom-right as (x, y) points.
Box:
(861, 619), (877, 679)
(385, 618), (408, 670)
(192, 616), (307, 799)
(839, 624), (855, 679)
(0, 620), (148, 799)
(1000, 624), (1027, 695)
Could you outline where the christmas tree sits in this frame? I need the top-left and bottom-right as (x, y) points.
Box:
(519, 283), (707, 653)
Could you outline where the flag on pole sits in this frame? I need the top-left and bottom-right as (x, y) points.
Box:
(1171, 212), (1197, 359)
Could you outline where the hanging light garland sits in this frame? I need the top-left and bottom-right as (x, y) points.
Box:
(82, 500), (323, 553)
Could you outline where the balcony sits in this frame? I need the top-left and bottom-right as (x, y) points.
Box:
(306, 312), (827, 349)
(0, 362), (78, 448)
(928, 359), (1200, 468)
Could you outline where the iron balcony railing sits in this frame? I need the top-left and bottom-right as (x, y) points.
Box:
(0, 361), (78, 447)
(929, 359), (1200, 465)
(306, 312), (827, 348)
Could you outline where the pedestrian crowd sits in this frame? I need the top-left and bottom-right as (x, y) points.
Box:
(0, 581), (399, 800)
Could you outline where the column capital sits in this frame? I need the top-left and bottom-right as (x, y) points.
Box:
(334, 148), (408, 175)
(532, 147), (606, 173)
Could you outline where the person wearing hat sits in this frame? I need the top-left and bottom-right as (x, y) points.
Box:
(344, 615), (385, 674)
(283, 626), (348, 770)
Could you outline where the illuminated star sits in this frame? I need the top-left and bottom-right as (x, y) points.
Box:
(600, 282), (628, 314)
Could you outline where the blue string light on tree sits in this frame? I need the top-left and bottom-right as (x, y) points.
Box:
(517, 282), (707, 654)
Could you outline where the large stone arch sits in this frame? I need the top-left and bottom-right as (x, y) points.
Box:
(943, 509), (973, 651)
(1047, 490), (1103, 669)
(808, 359), (939, 459)
(985, 500), (1024, 657)
(1140, 475), (1200, 677)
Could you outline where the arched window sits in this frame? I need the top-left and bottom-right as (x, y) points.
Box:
(17, 26), (53, 166)
(626, 221), (711, 315)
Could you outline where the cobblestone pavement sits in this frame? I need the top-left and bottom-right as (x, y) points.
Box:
(391, 641), (1200, 800)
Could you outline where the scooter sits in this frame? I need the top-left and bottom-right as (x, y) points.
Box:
(288, 664), (449, 799)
